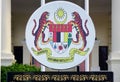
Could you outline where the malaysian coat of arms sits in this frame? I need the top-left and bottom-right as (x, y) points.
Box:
(26, 1), (95, 69)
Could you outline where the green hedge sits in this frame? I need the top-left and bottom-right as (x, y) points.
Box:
(1, 63), (41, 82)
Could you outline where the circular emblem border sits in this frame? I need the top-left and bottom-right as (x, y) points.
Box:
(25, 1), (95, 69)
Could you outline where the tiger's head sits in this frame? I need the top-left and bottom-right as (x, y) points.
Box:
(41, 11), (49, 20)
(72, 11), (81, 21)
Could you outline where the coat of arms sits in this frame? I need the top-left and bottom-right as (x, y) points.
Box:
(26, 1), (95, 69)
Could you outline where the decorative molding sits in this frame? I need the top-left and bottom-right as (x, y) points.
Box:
(1, 51), (15, 66)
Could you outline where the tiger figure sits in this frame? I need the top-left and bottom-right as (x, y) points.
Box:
(71, 11), (89, 50)
(32, 11), (53, 50)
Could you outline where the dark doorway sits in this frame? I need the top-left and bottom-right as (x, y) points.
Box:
(13, 46), (23, 64)
(99, 46), (108, 70)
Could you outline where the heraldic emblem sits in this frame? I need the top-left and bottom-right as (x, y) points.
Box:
(26, 1), (95, 69)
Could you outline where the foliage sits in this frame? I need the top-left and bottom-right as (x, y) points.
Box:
(1, 63), (41, 82)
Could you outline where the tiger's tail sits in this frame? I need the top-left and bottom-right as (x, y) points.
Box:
(32, 19), (37, 36)
(84, 20), (89, 36)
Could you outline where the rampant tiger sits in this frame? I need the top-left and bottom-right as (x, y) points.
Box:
(72, 11), (89, 50)
(32, 12), (53, 50)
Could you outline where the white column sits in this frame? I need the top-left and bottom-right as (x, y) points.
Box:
(0, 0), (1, 66)
(107, 0), (120, 82)
(111, 1), (120, 52)
(41, 0), (45, 6)
(22, 41), (31, 65)
(1, 0), (15, 66)
(85, 0), (89, 71)
(40, 0), (46, 72)
(90, 40), (100, 71)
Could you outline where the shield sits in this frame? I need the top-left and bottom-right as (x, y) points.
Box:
(49, 24), (72, 54)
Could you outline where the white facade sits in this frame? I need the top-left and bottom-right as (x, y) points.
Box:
(1, 0), (120, 82)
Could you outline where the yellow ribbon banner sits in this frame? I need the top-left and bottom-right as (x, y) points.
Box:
(31, 48), (89, 63)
